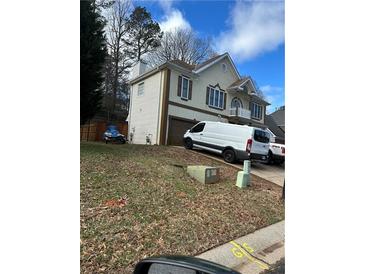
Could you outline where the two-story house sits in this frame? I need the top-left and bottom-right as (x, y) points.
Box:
(127, 52), (270, 145)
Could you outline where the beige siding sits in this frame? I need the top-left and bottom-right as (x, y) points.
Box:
(168, 56), (265, 123)
(168, 104), (228, 123)
(128, 71), (163, 144)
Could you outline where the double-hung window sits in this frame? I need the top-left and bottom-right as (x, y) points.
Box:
(208, 87), (224, 109)
(137, 82), (144, 96)
(251, 102), (263, 120)
(181, 76), (189, 99)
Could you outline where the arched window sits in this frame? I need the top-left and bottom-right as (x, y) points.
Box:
(231, 97), (243, 109)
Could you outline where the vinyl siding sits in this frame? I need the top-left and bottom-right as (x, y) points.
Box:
(168, 57), (263, 123)
(128, 71), (164, 144)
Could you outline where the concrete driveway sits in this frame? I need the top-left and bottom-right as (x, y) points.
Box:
(239, 162), (285, 187)
(188, 148), (285, 187)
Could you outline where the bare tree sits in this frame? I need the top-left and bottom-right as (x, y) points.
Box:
(252, 79), (267, 101)
(104, 0), (132, 115)
(148, 28), (215, 66)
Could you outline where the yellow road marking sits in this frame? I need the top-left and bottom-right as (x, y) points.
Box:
(229, 241), (270, 270)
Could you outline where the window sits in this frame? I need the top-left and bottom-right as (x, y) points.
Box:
(208, 87), (224, 109)
(251, 102), (263, 120)
(231, 98), (243, 108)
(191, 123), (205, 133)
(181, 76), (189, 99)
(222, 63), (227, 73)
(254, 130), (270, 143)
(137, 82), (144, 96)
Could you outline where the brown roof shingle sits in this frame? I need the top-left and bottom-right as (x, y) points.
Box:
(194, 53), (225, 70)
(228, 77), (249, 88)
(169, 60), (195, 71)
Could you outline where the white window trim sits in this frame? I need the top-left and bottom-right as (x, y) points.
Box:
(137, 82), (144, 96)
(251, 102), (263, 120)
(208, 87), (224, 109)
(180, 76), (190, 100)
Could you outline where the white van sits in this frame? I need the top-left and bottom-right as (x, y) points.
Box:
(183, 121), (270, 163)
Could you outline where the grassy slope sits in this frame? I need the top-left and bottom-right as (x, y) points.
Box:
(80, 142), (284, 273)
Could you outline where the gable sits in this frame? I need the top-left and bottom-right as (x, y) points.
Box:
(194, 56), (240, 89)
(194, 54), (240, 81)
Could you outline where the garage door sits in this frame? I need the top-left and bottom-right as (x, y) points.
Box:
(167, 117), (197, 146)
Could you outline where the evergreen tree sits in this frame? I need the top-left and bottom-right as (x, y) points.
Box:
(124, 6), (162, 61)
(80, 1), (107, 125)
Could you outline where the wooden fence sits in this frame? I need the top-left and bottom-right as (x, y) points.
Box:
(80, 121), (128, 142)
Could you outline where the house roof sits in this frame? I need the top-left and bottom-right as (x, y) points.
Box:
(251, 94), (270, 106)
(130, 52), (242, 84)
(270, 106), (285, 126)
(167, 54), (227, 73)
(265, 115), (285, 139)
(227, 77), (250, 89)
(194, 53), (225, 70)
(227, 76), (270, 106)
(193, 52), (241, 79)
(170, 60), (196, 71)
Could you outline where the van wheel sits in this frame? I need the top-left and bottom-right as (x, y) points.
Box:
(223, 149), (236, 163)
(267, 151), (273, 164)
(184, 138), (193, 149)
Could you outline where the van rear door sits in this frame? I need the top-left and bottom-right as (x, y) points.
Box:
(251, 129), (270, 156)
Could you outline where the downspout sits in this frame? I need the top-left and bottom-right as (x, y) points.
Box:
(156, 70), (163, 144)
(128, 85), (133, 141)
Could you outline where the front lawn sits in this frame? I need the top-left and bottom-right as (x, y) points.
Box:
(80, 142), (284, 273)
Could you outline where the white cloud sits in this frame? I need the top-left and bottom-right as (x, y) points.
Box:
(159, 9), (191, 32)
(156, 0), (190, 32)
(216, 0), (284, 61)
(158, 0), (173, 13)
(260, 85), (283, 93)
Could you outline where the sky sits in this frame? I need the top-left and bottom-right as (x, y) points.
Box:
(133, 0), (285, 113)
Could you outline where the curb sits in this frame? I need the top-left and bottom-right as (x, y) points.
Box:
(196, 221), (285, 273)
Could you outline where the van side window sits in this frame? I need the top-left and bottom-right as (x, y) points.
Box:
(191, 123), (205, 133)
(254, 130), (270, 143)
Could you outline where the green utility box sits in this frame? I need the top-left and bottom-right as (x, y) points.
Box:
(236, 171), (250, 188)
(236, 160), (251, 188)
(187, 165), (220, 184)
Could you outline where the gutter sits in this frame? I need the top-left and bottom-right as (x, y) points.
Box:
(129, 61), (196, 85)
(129, 63), (168, 85)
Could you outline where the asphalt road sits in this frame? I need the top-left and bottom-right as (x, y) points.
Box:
(261, 258), (285, 274)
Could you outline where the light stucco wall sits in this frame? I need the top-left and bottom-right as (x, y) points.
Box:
(168, 57), (264, 123)
(128, 71), (163, 145)
(168, 104), (228, 123)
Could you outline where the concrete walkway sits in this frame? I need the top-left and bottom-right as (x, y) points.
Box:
(197, 221), (285, 274)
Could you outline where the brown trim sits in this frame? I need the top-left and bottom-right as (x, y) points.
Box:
(210, 83), (225, 91)
(228, 116), (267, 129)
(188, 79), (192, 100)
(159, 68), (171, 145)
(168, 100), (229, 119)
(169, 115), (199, 124)
(129, 63), (168, 85)
(251, 117), (262, 121)
(208, 105), (224, 111)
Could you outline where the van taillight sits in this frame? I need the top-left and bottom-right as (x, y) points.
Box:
(246, 139), (252, 153)
(281, 147), (285, 154)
